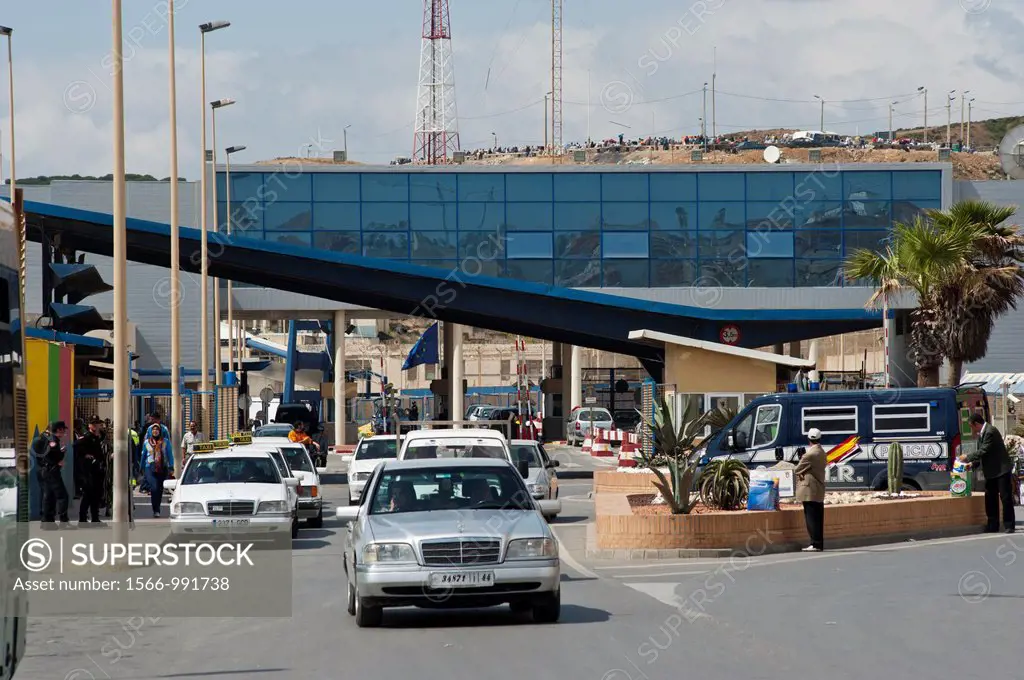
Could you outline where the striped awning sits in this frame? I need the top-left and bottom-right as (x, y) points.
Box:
(961, 372), (1024, 395)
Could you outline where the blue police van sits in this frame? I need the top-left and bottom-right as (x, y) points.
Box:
(698, 385), (989, 491)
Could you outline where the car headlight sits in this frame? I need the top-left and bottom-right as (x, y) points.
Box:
(256, 500), (290, 514)
(362, 543), (416, 564)
(528, 483), (549, 495)
(171, 502), (204, 516)
(506, 538), (557, 560)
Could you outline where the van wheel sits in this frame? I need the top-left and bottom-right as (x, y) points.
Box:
(902, 479), (922, 492)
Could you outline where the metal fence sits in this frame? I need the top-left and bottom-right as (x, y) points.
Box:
(639, 379), (676, 462)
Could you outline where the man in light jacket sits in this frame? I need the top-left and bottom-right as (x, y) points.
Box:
(795, 428), (827, 552)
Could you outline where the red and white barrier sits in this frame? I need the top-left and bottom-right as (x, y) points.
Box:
(591, 429), (614, 457)
(581, 433), (593, 455)
(618, 434), (640, 467)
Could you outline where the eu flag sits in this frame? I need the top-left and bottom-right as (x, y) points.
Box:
(402, 322), (439, 371)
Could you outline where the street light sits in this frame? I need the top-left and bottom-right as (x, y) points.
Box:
(224, 144), (246, 374)
(960, 90), (970, 143)
(917, 86), (927, 144)
(967, 98), (975, 149)
(111, 0), (130, 531)
(946, 89), (956, 147)
(198, 19), (230, 418)
(210, 97), (235, 388)
(166, 0), (184, 476)
(814, 94), (824, 133)
(491, 131), (497, 149)
(343, 124), (351, 158)
(889, 100), (898, 144)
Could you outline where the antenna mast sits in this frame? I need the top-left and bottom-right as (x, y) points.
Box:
(413, 0), (460, 164)
(551, 0), (563, 160)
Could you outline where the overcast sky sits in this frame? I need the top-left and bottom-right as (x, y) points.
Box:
(1, 0), (1020, 178)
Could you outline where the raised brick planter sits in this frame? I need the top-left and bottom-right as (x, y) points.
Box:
(593, 469), (660, 495)
(594, 491), (988, 556)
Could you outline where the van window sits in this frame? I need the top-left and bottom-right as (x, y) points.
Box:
(734, 404), (782, 449)
(872, 403), (930, 434)
(801, 405), (858, 435)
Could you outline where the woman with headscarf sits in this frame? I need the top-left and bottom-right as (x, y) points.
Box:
(142, 423), (174, 518)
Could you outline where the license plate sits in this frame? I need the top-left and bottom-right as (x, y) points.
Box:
(212, 519), (249, 527)
(429, 571), (494, 588)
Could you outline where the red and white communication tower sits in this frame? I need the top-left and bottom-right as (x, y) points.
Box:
(412, 0), (461, 164)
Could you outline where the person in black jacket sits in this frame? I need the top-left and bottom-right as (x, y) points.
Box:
(31, 420), (72, 529)
(960, 413), (1016, 534)
(76, 416), (107, 525)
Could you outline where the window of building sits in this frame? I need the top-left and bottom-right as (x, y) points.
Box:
(746, 231), (794, 258)
(555, 259), (601, 287)
(699, 230), (744, 259)
(698, 202), (745, 230)
(314, 232), (360, 254)
(795, 171), (842, 202)
(313, 173), (360, 202)
(794, 230), (841, 258)
(363, 233), (409, 258)
(506, 202), (553, 231)
(424, 364), (437, 381)
(603, 232), (649, 258)
(603, 259), (649, 287)
(650, 202), (695, 230)
(458, 202), (504, 232)
(554, 202), (600, 231)
(747, 201), (795, 229)
(700, 258), (745, 286)
(313, 202), (360, 231)
(892, 171), (941, 201)
(747, 259), (795, 287)
(698, 173), (744, 201)
(410, 173), (457, 202)
(265, 203), (312, 231)
(555, 232), (600, 259)
(801, 405), (858, 435)
(602, 173), (649, 202)
(651, 260), (697, 287)
(263, 231), (312, 247)
(409, 202), (457, 231)
(410, 232), (457, 259)
(650, 173), (697, 201)
(362, 202), (409, 231)
(845, 201), (891, 228)
(602, 202), (649, 231)
(222, 172), (269, 204)
(843, 230), (889, 255)
(745, 172), (794, 201)
(506, 173), (553, 202)
(268, 173), (312, 202)
(500, 359), (511, 380)
(459, 231), (505, 260)
(506, 232), (553, 259)
(796, 259), (842, 287)
(361, 173), (409, 202)
(842, 171), (891, 201)
(219, 202), (263, 236)
(650, 231), (696, 258)
(504, 259), (553, 284)
(795, 201), (843, 228)
(554, 173), (601, 202)
(458, 174), (505, 202)
(872, 403), (931, 434)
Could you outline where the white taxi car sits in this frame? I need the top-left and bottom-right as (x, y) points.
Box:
(397, 428), (510, 461)
(342, 435), (398, 505)
(241, 435), (327, 527)
(165, 448), (300, 539)
(509, 439), (560, 519)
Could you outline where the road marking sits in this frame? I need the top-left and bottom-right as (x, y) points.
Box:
(551, 527), (598, 579)
(621, 582), (710, 618)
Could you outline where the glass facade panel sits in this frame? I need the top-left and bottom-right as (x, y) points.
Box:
(603, 260), (649, 287)
(650, 173), (697, 201)
(747, 231), (794, 258)
(843, 171), (891, 200)
(746, 172), (794, 201)
(651, 230), (696, 258)
(361, 173), (409, 201)
(844, 230), (889, 254)
(698, 173), (744, 201)
(795, 171), (842, 201)
(459, 231), (505, 259)
(459, 202), (504, 232)
(459, 174), (505, 201)
(698, 202), (745, 230)
(603, 232), (649, 258)
(270, 173), (312, 202)
(603, 173), (649, 201)
(362, 202), (409, 231)
(411, 232), (457, 259)
(796, 201), (843, 228)
(794, 230), (842, 258)
(845, 201), (891, 228)
(409, 202), (457, 231)
(796, 259), (842, 287)
(699, 230), (745, 259)
(265, 202), (312, 231)
(555, 232), (600, 259)
(313, 202), (360, 231)
(314, 232), (360, 254)
(651, 260), (697, 287)
(555, 259), (601, 287)
(224, 172), (268, 203)
(893, 199), (940, 223)
(892, 170), (941, 200)
(747, 201), (795, 229)
(507, 202), (553, 231)
(700, 259), (746, 286)
(264, 231), (312, 247)
(602, 202), (649, 231)
(554, 173), (600, 201)
(554, 202), (600, 231)
(506, 232), (553, 259)
(313, 173), (360, 201)
(410, 173), (457, 202)
(412, 259), (459, 272)
(505, 259), (552, 284)
(363, 233), (409, 258)
(506, 174), (553, 202)
(650, 202), (695, 230)
(218, 202), (263, 236)
(748, 259), (795, 287)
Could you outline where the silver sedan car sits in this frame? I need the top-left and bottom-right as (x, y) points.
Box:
(335, 458), (561, 628)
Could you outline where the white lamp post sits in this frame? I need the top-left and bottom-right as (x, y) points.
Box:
(210, 97), (234, 388)
(224, 144), (246, 374)
(167, 0), (183, 476)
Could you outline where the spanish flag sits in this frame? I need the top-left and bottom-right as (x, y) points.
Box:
(825, 435), (861, 465)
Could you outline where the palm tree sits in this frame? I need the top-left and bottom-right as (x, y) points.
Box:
(926, 201), (1024, 386)
(845, 216), (980, 387)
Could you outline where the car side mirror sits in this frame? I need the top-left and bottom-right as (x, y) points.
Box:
(547, 460), (560, 468)
(163, 479), (177, 491)
(517, 460), (530, 479)
(335, 506), (359, 523)
(284, 477), (299, 488)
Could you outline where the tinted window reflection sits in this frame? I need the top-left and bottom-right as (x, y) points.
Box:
(362, 203), (409, 231)
(893, 200), (940, 224)
(459, 174), (505, 202)
(410, 232), (457, 259)
(410, 202), (457, 231)
(603, 260), (649, 287)
(700, 259), (746, 286)
(748, 259), (795, 287)
(844, 201), (890, 228)
(650, 173), (697, 201)
(843, 171), (891, 200)
(794, 230), (841, 258)
(698, 202), (745, 230)
(361, 174), (409, 202)
(505, 259), (553, 284)
(651, 260), (697, 287)
(459, 203), (505, 232)
(410, 174), (457, 202)
(265, 203), (311, 231)
(650, 231), (696, 258)
(554, 203), (600, 231)
(459, 232), (505, 260)
(796, 259), (842, 287)
(554, 174), (600, 201)
(264, 232), (312, 247)
(843, 230), (889, 255)
(363, 233), (409, 258)
(650, 202), (694, 230)
(555, 259), (601, 287)
(507, 202), (553, 231)
(314, 232), (360, 254)
(602, 203), (649, 231)
(602, 174), (649, 202)
(555, 232), (600, 259)
(699, 230), (744, 258)
(506, 174), (553, 202)
(795, 201), (842, 228)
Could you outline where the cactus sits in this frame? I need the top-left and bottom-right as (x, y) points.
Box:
(887, 441), (904, 495)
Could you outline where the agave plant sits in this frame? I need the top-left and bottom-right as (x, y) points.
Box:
(640, 396), (733, 515)
(698, 459), (750, 511)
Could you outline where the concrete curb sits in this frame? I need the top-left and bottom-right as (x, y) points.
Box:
(583, 519), (985, 560)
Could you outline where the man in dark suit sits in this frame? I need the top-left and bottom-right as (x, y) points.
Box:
(960, 413), (1015, 534)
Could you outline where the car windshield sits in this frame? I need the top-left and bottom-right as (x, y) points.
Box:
(369, 466), (533, 514)
(510, 444), (542, 468)
(267, 450), (291, 477)
(405, 441), (507, 460)
(356, 438), (398, 460)
(578, 409), (611, 422)
(255, 424), (292, 437)
(181, 457), (281, 485)
(281, 446), (313, 472)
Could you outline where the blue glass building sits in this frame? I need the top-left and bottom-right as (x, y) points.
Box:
(216, 165), (945, 289)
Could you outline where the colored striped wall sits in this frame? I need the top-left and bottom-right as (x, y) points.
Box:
(25, 338), (74, 519)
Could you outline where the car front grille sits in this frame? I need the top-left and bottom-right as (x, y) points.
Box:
(421, 539), (502, 566)
(206, 500), (255, 516)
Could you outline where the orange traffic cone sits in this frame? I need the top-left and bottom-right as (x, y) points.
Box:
(581, 432), (593, 454)
(592, 428), (614, 457)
